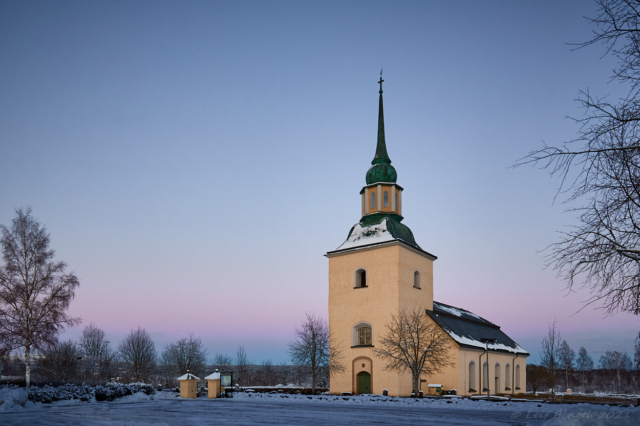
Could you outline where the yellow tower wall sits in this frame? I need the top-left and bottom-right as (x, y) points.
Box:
(327, 242), (435, 396)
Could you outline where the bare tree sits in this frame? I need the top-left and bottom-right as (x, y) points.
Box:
(212, 353), (233, 370)
(118, 327), (157, 383)
(277, 362), (290, 386)
(607, 350), (633, 392)
(598, 353), (612, 391)
(576, 346), (594, 391)
(256, 359), (276, 386)
(634, 331), (640, 383)
(79, 323), (114, 382)
(540, 320), (562, 392)
(161, 334), (207, 378)
(526, 364), (551, 394)
(289, 313), (345, 394)
(515, 0), (640, 315)
(235, 345), (250, 386)
(40, 339), (81, 384)
(558, 340), (575, 391)
(373, 307), (451, 394)
(0, 207), (80, 387)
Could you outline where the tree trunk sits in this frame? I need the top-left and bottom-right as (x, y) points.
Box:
(412, 374), (419, 395)
(25, 346), (31, 388)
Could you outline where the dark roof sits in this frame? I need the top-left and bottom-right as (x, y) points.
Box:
(427, 301), (529, 356)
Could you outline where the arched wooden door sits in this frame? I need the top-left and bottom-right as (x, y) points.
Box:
(356, 372), (371, 394)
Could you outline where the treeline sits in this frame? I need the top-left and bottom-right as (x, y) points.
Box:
(0, 323), (328, 389)
(0, 210), (334, 392)
(526, 322), (640, 394)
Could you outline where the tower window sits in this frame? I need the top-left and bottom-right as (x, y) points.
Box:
(355, 269), (367, 288)
(414, 271), (421, 289)
(352, 322), (373, 346)
(384, 191), (389, 207)
(395, 193), (398, 210)
(358, 327), (372, 346)
(371, 192), (376, 209)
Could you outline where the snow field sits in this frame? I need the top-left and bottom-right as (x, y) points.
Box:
(232, 390), (640, 414)
(3, 386), (640, 425)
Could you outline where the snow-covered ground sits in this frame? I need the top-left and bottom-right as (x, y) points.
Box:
(1, 388), (639, 425)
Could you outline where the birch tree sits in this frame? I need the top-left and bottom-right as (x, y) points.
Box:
(0, 207), (80, 387)
(607, 350), (633, 392)
(558, 340), (575, 390)
(576, 346), (594, 391)
(373, 308), (451, 394)
(634, 331), (640, 374)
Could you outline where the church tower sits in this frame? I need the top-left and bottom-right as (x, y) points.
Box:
(326, 77), (438, 396)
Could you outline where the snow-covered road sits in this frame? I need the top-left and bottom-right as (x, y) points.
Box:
(3, 389), (640, 426)
(0, 397), (544, 426)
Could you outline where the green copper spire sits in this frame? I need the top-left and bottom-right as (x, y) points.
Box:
(372, 73), (391, 165)
(366, 71), (397, 184)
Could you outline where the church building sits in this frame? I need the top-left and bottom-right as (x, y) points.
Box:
(326, 78), (529, 397)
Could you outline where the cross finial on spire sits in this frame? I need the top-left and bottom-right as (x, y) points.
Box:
(378, 69), (384, 94)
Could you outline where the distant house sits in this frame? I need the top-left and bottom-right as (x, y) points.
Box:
(326, 80), (528, 397)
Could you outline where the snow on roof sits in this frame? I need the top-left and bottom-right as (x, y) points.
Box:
(446, 330), (529, 355)
(433, 302), (484, 322)
(427, 302), (529, 355)
(335, 219), (396, 251)
(177, 373), (200, 381)
(204, 372), (220, 380)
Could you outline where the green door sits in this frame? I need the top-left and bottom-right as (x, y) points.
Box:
(358, 372), (371, 394)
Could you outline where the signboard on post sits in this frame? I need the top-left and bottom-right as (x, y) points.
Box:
(221, 373), (232, 387)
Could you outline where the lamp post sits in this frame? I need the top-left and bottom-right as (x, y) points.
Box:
(480, 338), (497, 399)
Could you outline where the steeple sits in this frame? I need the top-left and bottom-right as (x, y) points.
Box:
(366, 72), (397, 185)
(328, 74), (427, 253)
(372, 72), (391, 165)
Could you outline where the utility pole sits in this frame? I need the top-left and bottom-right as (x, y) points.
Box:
(480, 338), (497, 399)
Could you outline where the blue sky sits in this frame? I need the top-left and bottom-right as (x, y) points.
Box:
(1, 0), (638, 364)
